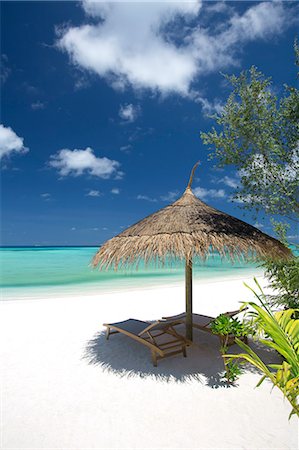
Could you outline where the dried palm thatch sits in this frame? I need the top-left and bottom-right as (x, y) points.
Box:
(92, 162), (292, 340)
(92, 183), (291, 271)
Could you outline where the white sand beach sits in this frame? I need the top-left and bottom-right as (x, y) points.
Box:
(1, 276), (298, 450)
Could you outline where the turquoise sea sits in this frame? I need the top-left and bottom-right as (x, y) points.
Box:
(0, 246), (262, 300)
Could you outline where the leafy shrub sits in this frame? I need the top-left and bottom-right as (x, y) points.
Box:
(210, 314), (250, 338)
(210, 313), (251, 383)
(223, 361), (243, 383)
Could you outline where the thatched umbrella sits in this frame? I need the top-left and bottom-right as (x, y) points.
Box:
(92, 162), (291, 340)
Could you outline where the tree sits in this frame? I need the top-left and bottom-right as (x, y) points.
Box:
(262, 257), (299, 316)
(201, 43), (299, 222)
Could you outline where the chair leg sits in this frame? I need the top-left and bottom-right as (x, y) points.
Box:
(182, 345), (187, 358)
(151, 350), (157, 367)
(106, 327), (110, 340)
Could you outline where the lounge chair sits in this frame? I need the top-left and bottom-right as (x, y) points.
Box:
(103, 318), (188, 366)
(163, 309), (248, 346)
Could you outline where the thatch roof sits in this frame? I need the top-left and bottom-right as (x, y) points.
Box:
(92, 186), (291, 270)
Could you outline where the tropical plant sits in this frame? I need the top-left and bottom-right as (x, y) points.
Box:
(224, 278), (299, 418)
(222, 360), (243, 384)
(210, 314), (251, 383)
(210, 314), (250, 338)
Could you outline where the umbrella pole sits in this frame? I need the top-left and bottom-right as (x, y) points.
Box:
(185, 257), (193, 341)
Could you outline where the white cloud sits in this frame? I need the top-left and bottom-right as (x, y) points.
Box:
(119, 104), (139, 123)
(160, 191), (179, 202)
(196, 97), (223, 115)
(190, 2), (293, 76)
(111, 188), (120, 194)
(86, 189), (101, 197)
(114, 170), (125, 180)
(254, 222), (264, 229)
(120, 144), (132, 153)
(137, 194), (157, 202)
(228, 195), (245, 205)
(205, 2), (231, 15)
(71, 227), (76, 231)
(285, 150), (299, 182)
(1, 54), (10, 84)
(0, 124), (28, 159)
(41, 193), (51, 201)
(219, 175), (239, 189)
(31, 101), (45, 110)
(74, 73), (90, 90)
(229, 193), (259, 205)
(287, 234), (299, 241)
(193, 186), (226, 200)
(49, 147), (121, 178)
(58, 1), (200, 95)
(240, 150), (299, 186)
(226, 2), (289, 42)
(57, 1), (295, 96)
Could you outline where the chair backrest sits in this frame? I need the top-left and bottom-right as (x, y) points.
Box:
(138, 319), (179, 336)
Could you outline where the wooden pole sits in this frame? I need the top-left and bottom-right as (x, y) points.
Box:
(185, 257), (193, 341)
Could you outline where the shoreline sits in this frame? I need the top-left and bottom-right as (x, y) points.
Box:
(1, 267), (264, 302)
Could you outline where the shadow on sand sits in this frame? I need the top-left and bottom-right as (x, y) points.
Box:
(83, 324), (282, 388)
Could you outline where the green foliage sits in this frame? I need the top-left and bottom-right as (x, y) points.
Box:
(270, 219), (290, 246)
(210, 313), (250, 383)
(210, 314), (249, 337)
(223, 360), (243, 384)
(225, 278), (299, 418)
(261, 257), (299, 316)
(295, 39), (299, 74)
(200, 57), (299, 220)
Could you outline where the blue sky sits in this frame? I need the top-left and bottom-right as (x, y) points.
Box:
(1, 0), (298, 246)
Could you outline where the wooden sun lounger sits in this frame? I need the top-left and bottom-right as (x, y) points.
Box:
(103, 318), (189, 366)
(163, 309), (248, 346)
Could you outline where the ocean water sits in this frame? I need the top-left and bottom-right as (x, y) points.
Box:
(0, 246), (262, 299)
